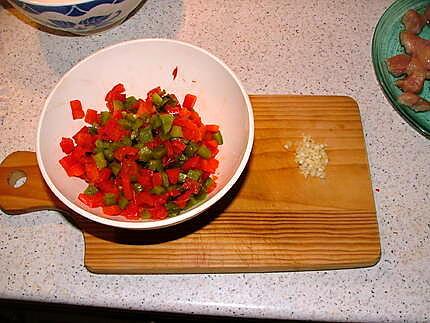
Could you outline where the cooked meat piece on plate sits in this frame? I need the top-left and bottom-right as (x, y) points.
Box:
(398, 92), (430, 112)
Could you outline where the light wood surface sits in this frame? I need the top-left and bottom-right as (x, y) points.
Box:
(0, 95), (380, 274)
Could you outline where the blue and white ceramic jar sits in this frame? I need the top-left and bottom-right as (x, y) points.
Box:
(8, 0), (142, 34)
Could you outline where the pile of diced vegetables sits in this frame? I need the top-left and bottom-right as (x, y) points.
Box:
(59, 84), (222, 220)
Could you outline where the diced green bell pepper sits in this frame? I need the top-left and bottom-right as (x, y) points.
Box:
(197, 145), (211, 159)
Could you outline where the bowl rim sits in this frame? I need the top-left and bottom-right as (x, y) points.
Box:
(11, 0), (130, 7)
(36, 38), (254, 230)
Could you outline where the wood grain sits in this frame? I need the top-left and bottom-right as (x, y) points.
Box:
(0, 95), (381, 274)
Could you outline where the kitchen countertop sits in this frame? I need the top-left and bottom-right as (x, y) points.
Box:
(0, 0), (429, 321)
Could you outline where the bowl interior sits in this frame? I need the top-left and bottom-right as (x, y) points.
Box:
(37, 39), (253, 229)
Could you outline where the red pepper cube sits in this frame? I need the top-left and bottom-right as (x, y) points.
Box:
(70, 100), (85, 119)
(84, 109), (98, 124)
(166, 168), (180, 184)
(182, 94), (197, 109)
(121, 176), (134, 200)
(60, 137), (75, 154)
(152, 172), (162, 188)
(121, 202), (139, 219)
(205, 124), (219, 133)
(78, 192), (103, 208)
(182, 156), (201, 171)
(102, 205), (122, 216)
(148, 206), (168, 220)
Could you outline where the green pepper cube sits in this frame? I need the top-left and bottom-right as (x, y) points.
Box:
(161, 172), (169, 188)
(113, 100), (124, 111)
(170, 125), (183, 138)
(100, 111), (111, 125)
(103, 148), (114, 161)
(139, 209), (151, 219)
(197, 145), (211, 159)
(84, 184), (98, 195)
(152, 146), (167, 159)
(184, 142), (199, 157)
(150, 114), (161, 129)
(138, 126), (153, 144)
(213, 131), (223, 145)
(118, 118), (132, 130)
(151, 185), (166, 195)
(124, 96), (138, 110)
(138, 146), (152, 162)
(152, 93), (163, 106)
(103, 193), (117, 206)
(93, 151), (107, 169)
(109, 161), (121, 176)
(160, 114), (174, 134)
(148, 159), (163, 171)
(203, 177), (215, 191)
(187, 169), (202, 181)
(166, 202), (180, 217)
(118, 196), (129, 209)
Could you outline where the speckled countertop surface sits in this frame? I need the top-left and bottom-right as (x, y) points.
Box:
(0, 0), (429, 321)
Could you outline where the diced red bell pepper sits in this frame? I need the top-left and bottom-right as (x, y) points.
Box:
(102, 205), (121, 216)
(152, 172), (162, 187)
(135, 191), (155, 207)
(204, 140), (218, 149)
(165, 105), (181, 115)
(148, 206), (168, 220)
(205, 124), (219, 133)
(78, 192), (103, 208)
(182, 178), (201, 194)
(171, 140), (186, 155)
(147, 86), (162, 98)
(173, 117), (197, 130)
(182, 156), (201, 171)
(98, 180), (120, 196)
(183, 94), (197, 109)
(121, 176), (134, 200)
(136, 99), (155, 117)
(200, 157), (219, 173)
(84, 161), (99, 182)
(137, 169), (154, 190)
(59, 156), (85, 177)
(84, 109), (98, 124)
(70, 100), (85, 119)
(163, 141), (174, 158)
(166, 168), (180, 184)
(120, 159), (139, 179)
(98, 119), (128, 142)
(60, 137), (74, 154)
(121, 202), (139, 219)
(105, 83), (126, 103)
(113, 146), (139, 161)
(73, 126), (89, 141)
(95, 168), (112, 184)
(174, 191), (192, 208)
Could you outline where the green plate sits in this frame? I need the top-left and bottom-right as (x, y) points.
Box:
(372, 0), (430, 138)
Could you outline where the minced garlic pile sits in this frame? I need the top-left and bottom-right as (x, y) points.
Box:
(293, 135), (328, 179)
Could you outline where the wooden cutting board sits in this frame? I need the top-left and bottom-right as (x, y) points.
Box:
(0, 95), (380, 274)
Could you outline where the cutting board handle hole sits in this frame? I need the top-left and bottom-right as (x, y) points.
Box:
(7, 170), (27, 189)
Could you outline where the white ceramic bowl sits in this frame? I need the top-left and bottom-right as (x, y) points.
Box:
(7, 0), (142, 35)
(37, 39), (254, 230)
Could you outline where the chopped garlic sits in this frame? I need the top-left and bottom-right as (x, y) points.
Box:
(294, 135), (328, 179)
(283, 141), (293, 150)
